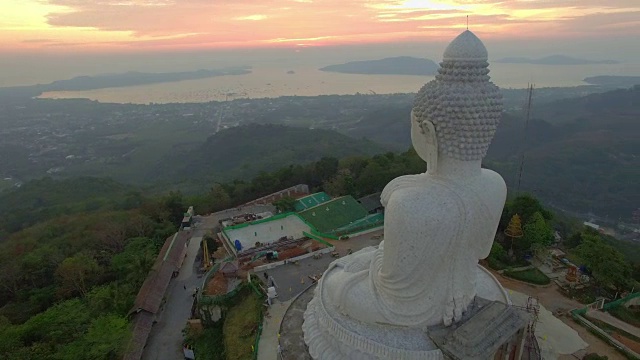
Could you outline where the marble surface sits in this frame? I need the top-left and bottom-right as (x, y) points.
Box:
(302, 30), (509, 359)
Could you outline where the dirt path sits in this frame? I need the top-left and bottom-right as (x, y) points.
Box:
(587, 310), (640, 338)
(490, 271), (625, 359)
(559, 318), (626, 359)
(612, 333), (640, 354)
(490, 270), (581, 313)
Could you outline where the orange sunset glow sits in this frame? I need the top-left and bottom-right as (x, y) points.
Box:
(2, 0), (640, 52)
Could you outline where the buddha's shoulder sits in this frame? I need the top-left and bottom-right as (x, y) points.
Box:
(479, 168), (507, 191)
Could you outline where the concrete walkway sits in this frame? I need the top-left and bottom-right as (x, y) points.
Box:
(258, 298), (293, 360)
(587, 310), (640, 338)
(177, 236), (202, 281)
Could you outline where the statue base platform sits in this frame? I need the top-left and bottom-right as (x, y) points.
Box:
(300, 264), (510, 360)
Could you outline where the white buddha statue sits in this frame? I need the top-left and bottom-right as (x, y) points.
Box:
(303, 30), (509, 359)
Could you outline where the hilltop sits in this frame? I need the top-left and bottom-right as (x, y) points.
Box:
(0, 67), (251, 102)
(344, 87), (640, 219)
(319, 56), (439, 76)
(0, 87), (634, 219)
(584, 76), (640, 88)
(496, 55), (618, 65)
(149, 124), (389, 188)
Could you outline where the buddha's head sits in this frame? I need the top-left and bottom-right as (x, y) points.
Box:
(411, 30), (503, 167)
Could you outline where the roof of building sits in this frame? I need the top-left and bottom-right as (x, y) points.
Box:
(357, 192), (383, 212)
(124, 230), (191, 360)
(298, 195), (369, 233)
(294, 192), (332, 212)
(123, 311), (155, 360)
(131, 231), (190, 314)
(584, 221), (600, 229)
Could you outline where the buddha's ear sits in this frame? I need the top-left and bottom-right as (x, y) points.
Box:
(421, 120), (438, 174)
(420, 120), (437, 148)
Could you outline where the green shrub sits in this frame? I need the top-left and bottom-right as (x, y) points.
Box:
(184, 322), (225, 360)
(223, 290), (263, 360)
(504, 268), (551, 285)
(486, 255), (507, 270)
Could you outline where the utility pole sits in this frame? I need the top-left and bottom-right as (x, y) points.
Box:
(516, 83), (534, 194)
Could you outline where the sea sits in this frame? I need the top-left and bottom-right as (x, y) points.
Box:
(37, 62), (640, 104)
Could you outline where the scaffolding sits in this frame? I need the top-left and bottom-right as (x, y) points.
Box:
(516, 296), (542, 360)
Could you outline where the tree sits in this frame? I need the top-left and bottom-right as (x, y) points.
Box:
(162, 191), (185, 225)
(501, 194), (552, 229)
(323, 169), (355, 197)
(504, 214), (524, 254)
(203, 233), (219, 256)
(313, 157), (339, 183)
(87, 282), (136, 316)
(110, 237), (156, 288)
(55, 253), (102, 298)
(59, 315), (130, 360)
(95, 218), (130, 254)
(354, 161), (387, 196)
(576, 234), (632, 292)
(210, 184), (231, 210)
(633, 263), (640, 283)
(522, 212), (553, 251)
(273, 196), (296, 213)
(20, 298), (91, 345)
(565, 232), (584, 248)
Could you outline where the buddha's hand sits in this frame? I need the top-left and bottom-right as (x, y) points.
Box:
(443, 294), (470, 327)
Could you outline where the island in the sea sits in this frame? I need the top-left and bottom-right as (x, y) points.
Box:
(495, 55), (618, 65)
(319, 56), (439, 75)
(583, 75), (640, 88)
(0, 66), (251, 100)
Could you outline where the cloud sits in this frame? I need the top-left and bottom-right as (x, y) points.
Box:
(22, 38), (55, 43)
(5, 0), (639, 50)
(234, 14), (268, 21)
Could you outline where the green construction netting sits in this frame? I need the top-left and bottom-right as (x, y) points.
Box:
(332, 213), (384, 234)
(294, 192), (332, 212)
(298, 196), (369, 233)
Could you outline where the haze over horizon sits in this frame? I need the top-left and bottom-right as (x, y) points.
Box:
(2, 0), (639, 86)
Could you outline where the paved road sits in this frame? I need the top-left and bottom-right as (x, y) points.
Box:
(264, 256), (334, 302)
(142, 233), (203, 360)
(141, 206), (275, 360)
(263, 228), (384, 302)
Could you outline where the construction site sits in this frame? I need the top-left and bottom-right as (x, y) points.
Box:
(125, 184), (640, 360)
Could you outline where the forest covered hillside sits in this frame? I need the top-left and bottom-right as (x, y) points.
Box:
(0, 141), (638, 359)
(148, 124), (389, 189)
(344, 87), (640, 220)
(0, 177), (139, 235)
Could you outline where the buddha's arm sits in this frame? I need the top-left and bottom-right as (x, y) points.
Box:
(380, 174), (426, 207)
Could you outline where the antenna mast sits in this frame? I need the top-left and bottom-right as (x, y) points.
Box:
(516, 83), (534, 194)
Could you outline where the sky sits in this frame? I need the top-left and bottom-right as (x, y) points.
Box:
(2, 0), (640, 52)
(1, 0), (639, 87)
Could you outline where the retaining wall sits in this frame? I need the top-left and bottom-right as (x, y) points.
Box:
(571, 310), (640, 358)
(253, 246), (335, 272)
